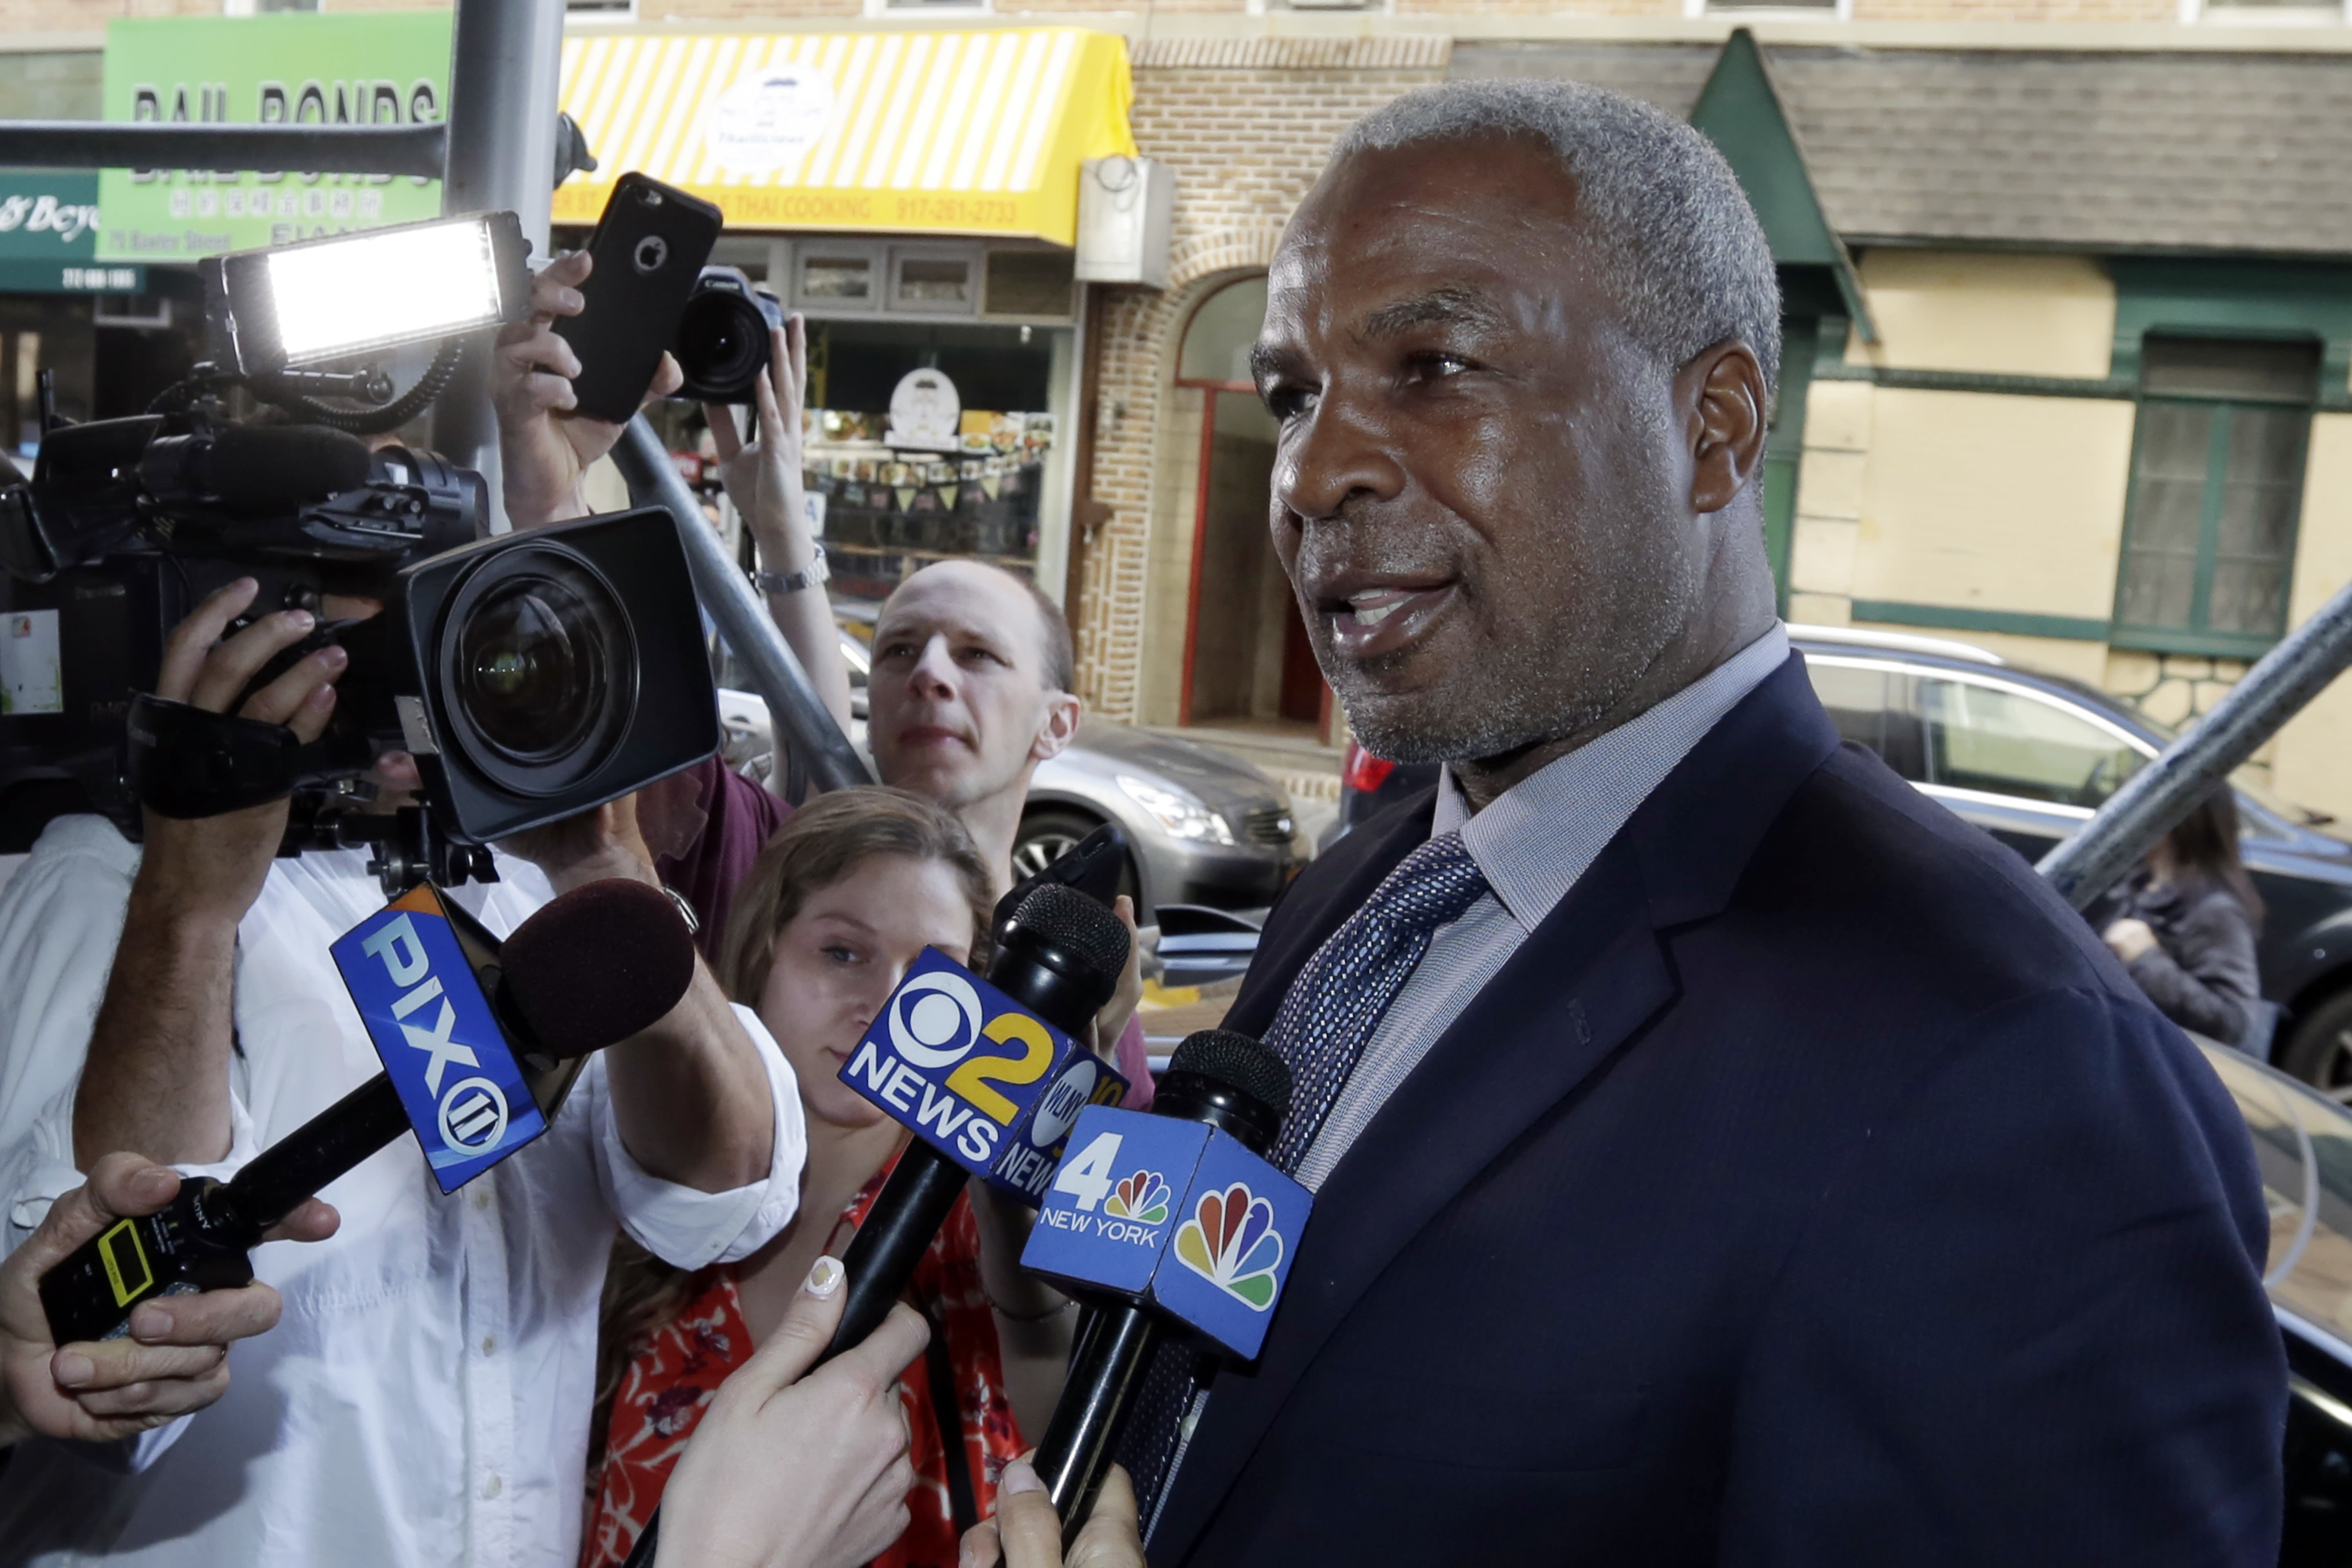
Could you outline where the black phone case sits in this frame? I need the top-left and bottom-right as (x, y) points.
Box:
(554, 174), (724, 424)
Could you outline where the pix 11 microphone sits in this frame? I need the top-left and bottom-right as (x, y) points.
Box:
(1022, 1029), (1305, 1545)
(38, 877), (695, 1346)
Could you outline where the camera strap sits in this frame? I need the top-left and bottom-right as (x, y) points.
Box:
(126, 693), (325, 819)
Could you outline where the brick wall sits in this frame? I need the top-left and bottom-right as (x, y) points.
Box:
(1072, 35), (1448, 722)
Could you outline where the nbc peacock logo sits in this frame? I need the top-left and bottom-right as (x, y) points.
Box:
(1174, 1183), (1284, 1310)
(1103, 1170), (1170, 1226)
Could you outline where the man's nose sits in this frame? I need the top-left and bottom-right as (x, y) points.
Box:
(907, 635), (959, 694)
(1274, 394), (1407, 525)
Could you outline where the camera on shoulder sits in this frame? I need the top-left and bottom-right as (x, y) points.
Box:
(0, 213), (720, 890)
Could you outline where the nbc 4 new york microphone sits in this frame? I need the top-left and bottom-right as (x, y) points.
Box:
(1019, 1028), (1308, 1543)
(38, 878), (695, 1345)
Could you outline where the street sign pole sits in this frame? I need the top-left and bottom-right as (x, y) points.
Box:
(2040, 579), (2352, 910)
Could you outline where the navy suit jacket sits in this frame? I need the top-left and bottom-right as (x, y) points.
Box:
(1150, 655), (2284, 1566)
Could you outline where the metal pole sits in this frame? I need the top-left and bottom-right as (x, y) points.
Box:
(2039, 577), (2352, 909)
(0, 122), (445, 176)
(611, 416), (874, 795)
(432, 0), (568, 519)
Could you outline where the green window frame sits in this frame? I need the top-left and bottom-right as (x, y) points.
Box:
(2111, 337), (2318, 660)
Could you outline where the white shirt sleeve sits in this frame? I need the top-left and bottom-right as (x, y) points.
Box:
(588, 1001), (805, 1271)
(0, 818), (139, 1253)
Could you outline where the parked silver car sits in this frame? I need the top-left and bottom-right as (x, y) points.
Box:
(717, 630), (1304, 921)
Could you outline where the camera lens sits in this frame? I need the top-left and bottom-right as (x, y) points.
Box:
(456, 575), (604, 761)
(675, 291), (768, 402)
(437, 545), (637, 797)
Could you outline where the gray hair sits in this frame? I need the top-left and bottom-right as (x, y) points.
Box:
(1331, 79), (1781, 394)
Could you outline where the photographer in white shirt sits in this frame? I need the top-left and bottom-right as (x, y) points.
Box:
(0, 570), (803, 1566)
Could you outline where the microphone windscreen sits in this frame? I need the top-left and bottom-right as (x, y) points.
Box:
(499, 880), (697, 1057)
(1168, 1028), (1293, 1121)
(204, 423), (372, 512)
(1007, 882), (1129, 985)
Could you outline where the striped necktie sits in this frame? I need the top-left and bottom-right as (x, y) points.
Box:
(1120, 831), (1491, 1524)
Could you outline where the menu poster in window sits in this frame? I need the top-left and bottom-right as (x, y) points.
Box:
(886, 369), (961, 452)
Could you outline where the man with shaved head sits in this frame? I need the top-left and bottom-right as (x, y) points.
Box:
(1115, 79), (2282, 1566)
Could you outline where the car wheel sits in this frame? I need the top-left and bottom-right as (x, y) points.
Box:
(2281, 989), (2352, 1100)
(1013, 808), (1140, 905)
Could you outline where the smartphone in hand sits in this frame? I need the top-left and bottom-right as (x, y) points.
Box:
(555, 174), (723, 423)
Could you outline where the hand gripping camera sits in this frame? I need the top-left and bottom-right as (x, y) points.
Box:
(0, 214), (720, 890)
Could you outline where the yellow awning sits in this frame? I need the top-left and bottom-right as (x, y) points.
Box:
(551, 27), (1136, 246)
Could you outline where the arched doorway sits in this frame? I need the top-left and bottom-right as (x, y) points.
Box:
(1175, 276), (1329, 736)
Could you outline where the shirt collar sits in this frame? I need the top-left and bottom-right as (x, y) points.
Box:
(1430, 623), (1791, 931)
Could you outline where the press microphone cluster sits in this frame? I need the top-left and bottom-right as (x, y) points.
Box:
(1022, 1028), (1307, 1544)
(619, 880), (1134, 1568)
(38, 877), (697, 1346)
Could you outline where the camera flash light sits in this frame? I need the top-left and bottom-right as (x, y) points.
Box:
(206, 212), (532, 376)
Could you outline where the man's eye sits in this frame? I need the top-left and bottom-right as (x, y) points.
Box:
(1405, 352), (1471, 382)
(958, 647), (1005, 667)
(1261, 383), (1314, 421)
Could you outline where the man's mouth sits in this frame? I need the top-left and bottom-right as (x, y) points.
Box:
(1318, 580), (1458, 657)
(896, 723), (972, 752)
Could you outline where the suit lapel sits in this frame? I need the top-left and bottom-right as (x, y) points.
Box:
(1152, 656), (1841, 1562)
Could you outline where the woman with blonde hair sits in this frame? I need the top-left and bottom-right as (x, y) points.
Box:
(581, 787), (1114, 1568)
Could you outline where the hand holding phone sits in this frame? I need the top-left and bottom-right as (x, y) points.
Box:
(553, 174), (723, 424)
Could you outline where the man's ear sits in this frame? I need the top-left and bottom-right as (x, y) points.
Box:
(1031, 691), (1082, 764)
(1684, 341), (1769, 516)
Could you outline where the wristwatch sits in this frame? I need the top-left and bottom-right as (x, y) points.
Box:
(752, 543), (829, 595)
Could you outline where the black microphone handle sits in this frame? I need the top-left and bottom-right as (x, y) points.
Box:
(1033, 1299), (1162, 1547)
(824, 1144), (968, 1361)
(217, 1074), (411, 1234)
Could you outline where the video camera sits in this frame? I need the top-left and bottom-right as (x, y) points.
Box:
(0, 213), (721, 890)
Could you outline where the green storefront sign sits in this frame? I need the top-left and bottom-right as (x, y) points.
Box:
(97, 12), (452, 265)
(0, 172), (144, 293)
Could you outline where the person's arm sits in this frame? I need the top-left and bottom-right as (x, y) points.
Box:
(960, 1460), (1147, 1568)
(74, 580), (353, 1168)
(0, 1154), (336, 1449)
(706, 315), (855, 735)
(2118, 897), (2263, 1045)
(492, 249), (684, 532)
(1718, 985), (2283, 1565)
(654, 1256), (929, 1568)
(501, 797), (776, 1193)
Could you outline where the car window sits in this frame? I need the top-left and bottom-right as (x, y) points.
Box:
(1806, 658), (1927, 782)
(1807, 661), (1887, 753)
(1918, 677), (2145, 809)
(2201, 1044), (2352, 1347)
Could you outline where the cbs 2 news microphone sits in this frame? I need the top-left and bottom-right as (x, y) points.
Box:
(25, 215), (724, 1342)
(616, 880), (1141, 1568)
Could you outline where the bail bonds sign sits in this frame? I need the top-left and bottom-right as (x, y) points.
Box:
(96, 12), (451, 265)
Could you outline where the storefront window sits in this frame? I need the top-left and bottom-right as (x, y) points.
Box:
(801, 317), (1066, 601)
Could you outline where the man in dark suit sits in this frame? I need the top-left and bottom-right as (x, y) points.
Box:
(1118, 79), (2284, 1565)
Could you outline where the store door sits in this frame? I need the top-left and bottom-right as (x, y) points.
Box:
(1181, 390), (1322, 728)
(1176, 277), (1328, 734)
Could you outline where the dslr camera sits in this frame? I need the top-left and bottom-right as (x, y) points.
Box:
(0, 213), (721, 889)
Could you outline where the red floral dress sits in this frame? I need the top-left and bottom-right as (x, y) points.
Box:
(580, 1155), (1025, 1568)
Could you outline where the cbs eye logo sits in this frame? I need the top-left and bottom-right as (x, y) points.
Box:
(884, 969), (1057, 1125)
